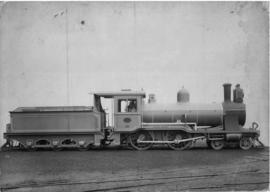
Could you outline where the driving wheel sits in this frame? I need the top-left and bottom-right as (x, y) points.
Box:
(128, 131), (153, 150)
(167, 131), (192, 150)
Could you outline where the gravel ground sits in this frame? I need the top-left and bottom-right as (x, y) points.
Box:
(0, 146), (269, 192)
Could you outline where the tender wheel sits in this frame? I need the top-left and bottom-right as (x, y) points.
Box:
(128, 131), (153, 150)
(52, 146), (63, 151)
(19, 143), (25, 149)
(27, 146), (37, 152)
(1, 142), (12, 151)
(210, 140), (225, 150)
(78, 144), (90, 151)
(167, 131), (192, 150)
(239, 137), (253, 150)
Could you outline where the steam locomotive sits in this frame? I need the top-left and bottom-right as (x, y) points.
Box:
(2, 83), (263, 151)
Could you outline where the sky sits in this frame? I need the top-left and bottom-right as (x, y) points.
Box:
(0, 2), (268, 145)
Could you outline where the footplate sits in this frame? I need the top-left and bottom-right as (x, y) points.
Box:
(137, 136), (205, 144)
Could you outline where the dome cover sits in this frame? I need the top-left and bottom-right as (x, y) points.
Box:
(177, 87), (190, 103)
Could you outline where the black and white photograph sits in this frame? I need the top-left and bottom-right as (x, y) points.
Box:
(0, 1), (269, 191)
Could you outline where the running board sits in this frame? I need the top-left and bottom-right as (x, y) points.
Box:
(137, 136), (205, 144)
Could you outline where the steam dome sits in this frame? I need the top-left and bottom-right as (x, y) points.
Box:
(177, 87), (190, 103)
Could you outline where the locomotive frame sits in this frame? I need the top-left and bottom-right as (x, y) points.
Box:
(2, 83), (264, 151)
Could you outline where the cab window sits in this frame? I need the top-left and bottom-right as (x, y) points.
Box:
(118, 99), (137, 113)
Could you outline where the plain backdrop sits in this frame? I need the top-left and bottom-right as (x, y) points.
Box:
(0, 2), (268, 145)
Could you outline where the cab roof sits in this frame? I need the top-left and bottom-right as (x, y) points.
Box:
(11, 106), (94, 113)
(94, 90), (146, 98)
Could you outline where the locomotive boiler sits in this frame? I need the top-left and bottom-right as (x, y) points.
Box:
(143, 103), (224, 127)
(142, 86), (245, 127)
(2, 83), (262, 151)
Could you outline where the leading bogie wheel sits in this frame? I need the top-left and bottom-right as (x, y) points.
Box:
(128, 131), (153, 150)
(239, 137), (253, 150)
(210, 140), (225, 150)
(167, 131), (192, 150)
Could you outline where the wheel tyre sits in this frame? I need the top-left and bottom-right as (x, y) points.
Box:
(128, 131), (153, 150)
(239, 137), (253, 150)
(210, 140), (225, 150)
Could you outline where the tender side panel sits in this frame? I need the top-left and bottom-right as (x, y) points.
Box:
(4, 132), (103, 148)
(10, 111), (101, 133)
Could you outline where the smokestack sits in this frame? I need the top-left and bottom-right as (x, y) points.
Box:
(223, 83), (232, 102)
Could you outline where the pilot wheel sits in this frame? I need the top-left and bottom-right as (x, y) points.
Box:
(210, 139), (225, 150)
(239, 137), (253, 150)
(128, 131), (153, 150)
(167, 131), (192, 150)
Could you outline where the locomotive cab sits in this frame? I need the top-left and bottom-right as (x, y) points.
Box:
(94, 90), (145, 132)
(114, 96), (143, 132)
